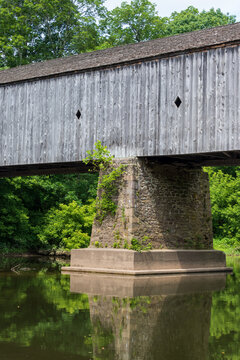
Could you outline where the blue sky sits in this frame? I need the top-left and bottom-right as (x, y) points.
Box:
(104, 0), (240, 20)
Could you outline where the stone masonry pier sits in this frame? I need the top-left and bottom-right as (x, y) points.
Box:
(91, 158), (212, 249)
(63, 159), (231, 275)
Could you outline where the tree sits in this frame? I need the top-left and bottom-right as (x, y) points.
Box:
(99, 4), (236, 48)
(165, 6), (236, 36)
(0, 0), (105, 68)
(0, 173), (98, 251)
(205, 167), (240, 253)
(99, 0), (166, 47)
(0, 2), (236, 67)
(38, 200), (95, 250)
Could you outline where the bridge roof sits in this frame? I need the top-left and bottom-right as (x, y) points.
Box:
(1, 22), (240, 85)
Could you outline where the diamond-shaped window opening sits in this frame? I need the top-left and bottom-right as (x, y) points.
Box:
(76, 110), (81, 119)
(174, 96), (182, 108)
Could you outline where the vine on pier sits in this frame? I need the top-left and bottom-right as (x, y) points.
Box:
(83, 141), (126, 223)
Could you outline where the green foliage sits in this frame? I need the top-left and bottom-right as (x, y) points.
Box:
(38, 200), (95, 250)
(96, 164), (126, 222)
(205, 167), (240, 253)
(165, 6), (235, 36)
(84, 141), (126, 223)
(0, 0), (105, 67)
(129, 236), (152, 252)
(83, 140), (114, 170)
(0, 173), (98, 251)
(113, 231), (123, 248)
(100, 0), (166, 47)
(99, 4), (235, 47)
(0, 0), (235, 67)
(209, 257), (240, 359)
(0, 177), (35, 250)
(0, 258), (92, 356)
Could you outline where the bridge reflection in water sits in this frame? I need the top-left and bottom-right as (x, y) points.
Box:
(65, 272), (227, 360)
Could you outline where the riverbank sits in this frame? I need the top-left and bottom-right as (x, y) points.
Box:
(1, 244), (239, 257)
(214, 239), (240, 256)
(0, 249), (70, 258)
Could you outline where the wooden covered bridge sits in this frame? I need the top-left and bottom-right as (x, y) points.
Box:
(1, 23), (239, 274)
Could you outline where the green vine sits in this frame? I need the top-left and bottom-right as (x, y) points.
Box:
(117, 236), (152, 251)
(129, 236), (152, 252)
(83, 141), (126, 223)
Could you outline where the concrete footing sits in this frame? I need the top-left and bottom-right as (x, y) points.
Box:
(62, 248), (232, 276)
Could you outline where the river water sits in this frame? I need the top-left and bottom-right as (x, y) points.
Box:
(0, 256), (239, 360)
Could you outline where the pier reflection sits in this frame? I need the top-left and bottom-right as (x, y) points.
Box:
(67, 272), (227, 360)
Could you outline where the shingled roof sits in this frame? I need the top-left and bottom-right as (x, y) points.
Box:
(1, 22), (240, 85)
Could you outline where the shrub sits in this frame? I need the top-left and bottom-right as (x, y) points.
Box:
(38, 201), (96, 250)
(205, 167), (240, 250)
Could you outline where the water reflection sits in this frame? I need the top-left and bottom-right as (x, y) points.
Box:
(69, 272), (227, 360)
(208, 257), (240, 360)
(1, 256), (239, 360)
(0, 257), (92, 360)
(89, 294), (211, 360)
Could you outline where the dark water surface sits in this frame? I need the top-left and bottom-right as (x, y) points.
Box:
(0, 256), (239, 360)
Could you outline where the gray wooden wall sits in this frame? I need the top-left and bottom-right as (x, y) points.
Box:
(1, 44), (240, 167)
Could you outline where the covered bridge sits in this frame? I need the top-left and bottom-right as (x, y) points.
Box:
(1, 23), (239, 273)
(1, 23), (240, 177)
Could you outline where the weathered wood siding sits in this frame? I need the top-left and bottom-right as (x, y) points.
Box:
(1, 45), (240, 166)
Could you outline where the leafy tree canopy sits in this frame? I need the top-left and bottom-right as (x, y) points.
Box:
(99, 4), (236, 47)
(0, 174), (98, 251)
(0, 1), (236, 67)
(98, 0), (166, 47)
(205, 167), (240, 254)
(0, 0), (105, 67)
(165, 6), (236, 36)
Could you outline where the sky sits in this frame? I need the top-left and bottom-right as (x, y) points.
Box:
(104, 0), (240, 20)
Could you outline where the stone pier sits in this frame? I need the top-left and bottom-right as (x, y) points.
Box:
(62, 158), (231, 274)
(91, 158), (213, 249)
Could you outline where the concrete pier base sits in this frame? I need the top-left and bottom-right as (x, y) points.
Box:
(62, 248), (231, 275)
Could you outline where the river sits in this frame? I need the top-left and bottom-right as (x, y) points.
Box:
(0, 256), (239, 359)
